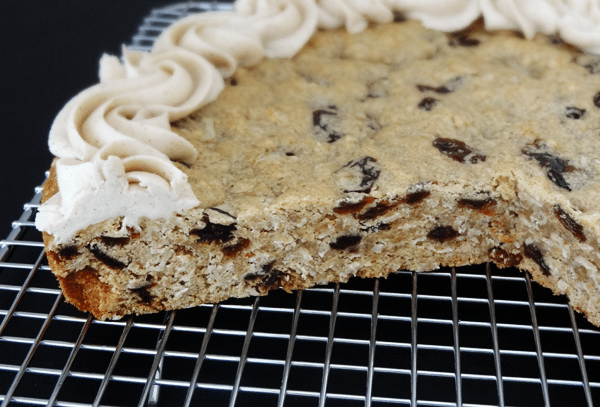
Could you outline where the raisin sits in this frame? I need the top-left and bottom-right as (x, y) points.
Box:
(191, 214), (236, 244)
(58, 245), (78, 261)
(594, 91), (600, 108)
(554, 205), (586, 242)
(548, 35), (563, 45)
(313, 109), (335, 126)
(416, 84), (451, 94)
(244, 262), (273, 282)
(330, 235), (362, 250)
(393, 10), (406, 22)
(261, 269), (286, 289)
(458, 197), (496, 215)
(574, 55), (600, 74)
(88, 244), (127, 270)
(565, 106), (586, 119)
(357, 201), (396, 221)
(338, 157), (381, 193)
(244, 273), (259, 282)
(131, 281), (156, 304)
(546, 169), (572, 191)
(522, 145), (575, 191)
(244, 261), (285, 290)
(458, 197), (493, 209)
(100, 236), (130, 247)
(489, 247), (522, 268)
(230, 77), (238, 86)
(285, 152), (296, 156)
(433, 138), (486, 164)
(427, 225), (459, 243)
(585, 62), (600, 74)
(222, 238), (251, 258)
(313, 108), (344, 143)
(418, 97), (439, 111)
(376, 223), (391, 231)
(417, 77), (465, 94)
(404, 190), (430, 204)
(523, 243), (551, 276)
(362, 223), (391, 233)
(334, 196), (375, 215)
(449, 35), (480, 47)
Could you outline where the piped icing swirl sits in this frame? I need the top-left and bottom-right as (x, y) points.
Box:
(153, 0), (324, 78)
(50, 48), (224, 163)
(480, 0), (600, 54)
(37, 46), (224, 242)
(36, 0), (600, 243)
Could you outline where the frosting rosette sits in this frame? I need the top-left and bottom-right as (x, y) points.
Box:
(153, 0), (321, 77)
(480, 0), (600, 54)
(37, 46), (224, 242)
(49, 47), (224, 163)
(317, 0), (394, 32)
(37, 155), (199, 242)
(383, 0), (482, 32)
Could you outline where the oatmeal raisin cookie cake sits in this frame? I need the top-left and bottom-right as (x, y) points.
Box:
(37, 0), (600, 323)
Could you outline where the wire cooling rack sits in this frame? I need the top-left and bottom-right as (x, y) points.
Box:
(1, 3), (599, 406)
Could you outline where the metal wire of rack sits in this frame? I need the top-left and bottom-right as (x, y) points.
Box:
(1, 3), (599, 406)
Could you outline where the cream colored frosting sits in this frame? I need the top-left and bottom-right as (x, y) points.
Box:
(36, 0), (600, 243)
(37, 48), (224, 242)
(153, 0), (323, 77)
(480, 0), (600, 54)
(39, 156), (200, 241)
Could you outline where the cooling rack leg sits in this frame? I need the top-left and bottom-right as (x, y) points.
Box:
(410, 271), (418, 407)
(451, 267), (463, 407)
(228, 296), (261, 407)
(485, 262), (505, 407)
(93, 316), (134, 407)
(277, 290), (303, 407)
(184, 304), (219, 407)
(140, 311), (177, 407)
(319, 283), (341, 407)
(567, 305), (594, 406)
(47, 315), (94, 405)
(148, 351), (164, 406)
(365, 279), (380, 407)
(524, 272), (551, 406)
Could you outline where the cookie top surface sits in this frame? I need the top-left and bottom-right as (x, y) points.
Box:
(173, 21), (600, 225)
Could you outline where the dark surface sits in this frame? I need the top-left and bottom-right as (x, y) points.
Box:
(0, 0), (176, 237)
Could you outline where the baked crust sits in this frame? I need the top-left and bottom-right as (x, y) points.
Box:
(41, 20), (600, 324)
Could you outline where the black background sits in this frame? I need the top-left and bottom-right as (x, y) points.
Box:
(0, 0), (184, 237)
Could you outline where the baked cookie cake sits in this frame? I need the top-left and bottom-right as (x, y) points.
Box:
(36, 0), (600, 323)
